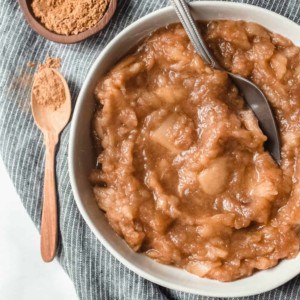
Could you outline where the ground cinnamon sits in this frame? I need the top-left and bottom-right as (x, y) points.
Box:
(39, 57), (61, 70)
(31, 0), (110, 35)
(32, 57), (65, 110)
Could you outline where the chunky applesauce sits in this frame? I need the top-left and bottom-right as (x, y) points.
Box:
(91, 20), (300, 281)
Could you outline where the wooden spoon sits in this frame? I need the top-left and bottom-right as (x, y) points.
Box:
(18, 0), (117, 44)
(31, 68), (71, 262)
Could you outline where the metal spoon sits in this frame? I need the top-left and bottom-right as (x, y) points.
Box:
(170, 0), (280, 163)
(31, 68), (71, 262)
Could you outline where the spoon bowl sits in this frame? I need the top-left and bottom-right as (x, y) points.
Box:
(18, 0), (117, 44)
(32, 68), (71, 133)
(229, 72), (280, 161)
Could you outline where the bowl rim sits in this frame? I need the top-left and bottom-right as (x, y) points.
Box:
(69, 1), (300, 297)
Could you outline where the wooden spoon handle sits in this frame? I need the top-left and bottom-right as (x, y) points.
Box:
(40, 133), (58, 262)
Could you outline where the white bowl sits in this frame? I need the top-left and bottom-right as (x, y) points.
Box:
(69, 2), (300, 297)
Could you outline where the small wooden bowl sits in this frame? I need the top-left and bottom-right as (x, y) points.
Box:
(18, 0), (117, 44)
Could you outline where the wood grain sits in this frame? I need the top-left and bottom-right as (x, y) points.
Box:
(40, 133), (58, 262)
(18, 0), (117, 44)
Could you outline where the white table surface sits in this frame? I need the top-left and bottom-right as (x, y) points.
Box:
(0, 158), (78, 300)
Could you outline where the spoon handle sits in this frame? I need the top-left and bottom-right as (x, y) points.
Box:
(169, 0), (220, 69)
(40, 133), (58, 262)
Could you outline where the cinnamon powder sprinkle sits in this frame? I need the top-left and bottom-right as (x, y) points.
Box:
(31, 0), (110, 35)
(32, 57), (65, 110)
(27, 61), (36, 68)
(38, 57), (61, 70)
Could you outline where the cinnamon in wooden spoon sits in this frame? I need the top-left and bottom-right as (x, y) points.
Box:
(31, 62), (71, 262)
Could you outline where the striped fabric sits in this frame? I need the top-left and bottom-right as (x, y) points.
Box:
(0, 0), (299, 299)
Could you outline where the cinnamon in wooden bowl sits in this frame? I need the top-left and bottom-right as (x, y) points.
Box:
(31, 0), (111, 35)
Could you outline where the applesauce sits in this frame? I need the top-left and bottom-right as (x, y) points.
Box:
(91, 20), (300, 281)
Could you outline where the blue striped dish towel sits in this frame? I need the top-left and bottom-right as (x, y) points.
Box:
(0, 0), (299, 299)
